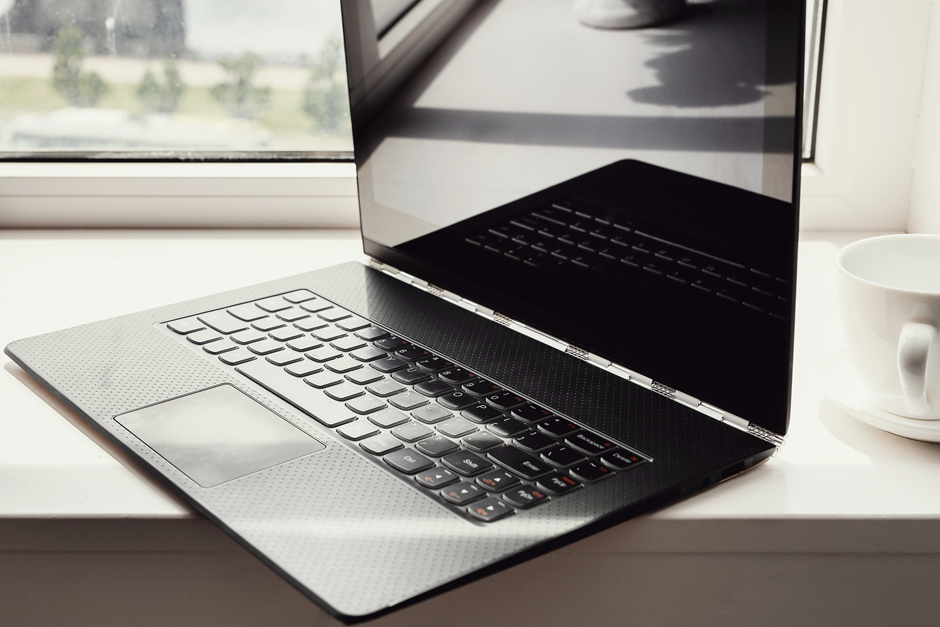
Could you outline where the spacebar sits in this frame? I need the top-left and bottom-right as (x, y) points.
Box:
(235, 360), (353, 428)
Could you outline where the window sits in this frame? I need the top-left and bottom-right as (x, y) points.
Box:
(0, 0), (933, 231)
(0, 0), (351, 156)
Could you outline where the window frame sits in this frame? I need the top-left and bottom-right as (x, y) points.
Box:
(0, 0), (931, 231)
(799, 0), (934, 231)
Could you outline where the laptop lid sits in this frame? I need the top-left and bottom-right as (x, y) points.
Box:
(342, 0), (803, 439)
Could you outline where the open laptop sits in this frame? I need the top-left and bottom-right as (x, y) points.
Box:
(4, 0), (803, 622)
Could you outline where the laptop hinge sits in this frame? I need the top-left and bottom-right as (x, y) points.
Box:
(367, 258), (785, 448)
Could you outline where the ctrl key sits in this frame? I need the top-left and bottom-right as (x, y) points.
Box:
(502, 485), (549, 509)
(468, 497), (514, 522)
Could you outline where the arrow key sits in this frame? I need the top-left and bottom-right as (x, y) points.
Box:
(476, 470), (520, 492)
(468, 497), (514, 522)
(440, 481), (485, 505)
(414, 467), (459, 489)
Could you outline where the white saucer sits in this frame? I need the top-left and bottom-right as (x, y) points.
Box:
(819, 349), (940, 443)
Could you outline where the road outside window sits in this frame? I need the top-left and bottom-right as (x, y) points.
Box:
(0, 0), (352, 155)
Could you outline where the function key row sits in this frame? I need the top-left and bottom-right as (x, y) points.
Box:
(166, 289), (645, 523)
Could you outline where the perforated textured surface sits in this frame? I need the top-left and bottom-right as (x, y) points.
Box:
(6, 262), (771, 620)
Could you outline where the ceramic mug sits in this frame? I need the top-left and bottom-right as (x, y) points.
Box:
(837, 234), (940, 419)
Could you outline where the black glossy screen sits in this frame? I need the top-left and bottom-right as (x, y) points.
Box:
(346, 0), (802, 436)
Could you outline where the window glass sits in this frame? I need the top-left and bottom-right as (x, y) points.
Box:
(0, 0), (352, 154)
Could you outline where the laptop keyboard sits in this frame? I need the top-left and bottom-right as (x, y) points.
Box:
(165, 289), (644, 523)
(466, 199), (790, 321)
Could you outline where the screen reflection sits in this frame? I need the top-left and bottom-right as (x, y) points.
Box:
(352, 0), (801, 435)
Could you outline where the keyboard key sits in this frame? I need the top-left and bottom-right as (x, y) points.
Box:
(541, 446), (586, 468)
(325, 356), (363, 373)
(336, 317), (371, 332)
(231, 329), (266, 345)
(299, 301), (333, 313)
(331, 336), (366, 352)
(436, 418), (477, 438)
(366, 379), (407, 397)
(350, 346), (387, 362)
(355, 326), (389, 341)
(416, 436), (460, 457)
(256, 296), (293, 312)
(218, 348), (256, 365)
(371, 356), (408, 373)
(374, 336), (409, 351)
(203, 339), (238, 355)
(538, 417), (581, 438)
(226, 304), (267, 322)
(199, 311), (249, 335)
(391, 422), (434, 443)
(247, 339), (284, 355)
(284, 362), (323, 377)
(266, 351), (302, 367)
(286, 337), (322, 352)
(167, 318), (205, 334)
(511, 404), (553, 423)
(360, 434), (403, 456)
(368, 408), (410, 428)
(537, 473), (581, 495)
(565, 432), (617, 456)
(513, 431), (557, 453)
(269, 326), (303, 342)
(345, 369), (384, 385)
(384, 449), (434, 474)
(487, 417), (528, 438)
(388, 391), (429, 411)
(462, 379), (502, 396)
(461, 432), (503, 453)
(601, 450), (644, 471)
(438, 368), (475, 385)
(294, 318), (329, 332)
(467, 498), (514, 522)
(282, 290), (316, 304)
(488, 447), (553, 480)
(411, 404), (452, 424)
(441, 451), (492, 477)
(414, 380), (454, 397)
(415, 467), (459, 488)
(569, 461), (614, 483)
(485, 391), (528, 411)
(324, 383), (365, 402)
(461, 404), (502, 424)
(276, 308), (310, 323)
(440, 482), (484, 505)
(346, 395), (386, 415)
(395, 346), (432, 361)
(306, 346), (343, 362)
(415, 356), (453, 372)
(502, 485), (550, 509)
(391, 367), (430, 385)
(318, 308), (353, 322)
(437, 391), (478, 410)
(303, 371), (342, 388)
(187, 329), (222, 345)
(337, 420), (380, 441)
(476, 470), (520, 492)
(313, 328), (346, 342)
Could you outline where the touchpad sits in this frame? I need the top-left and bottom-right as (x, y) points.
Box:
(115, 384), (325, 488)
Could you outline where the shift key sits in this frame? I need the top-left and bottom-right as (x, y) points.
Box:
(488, 446), (553, 480)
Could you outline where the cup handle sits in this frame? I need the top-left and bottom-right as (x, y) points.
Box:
(898, 321), (937, 416)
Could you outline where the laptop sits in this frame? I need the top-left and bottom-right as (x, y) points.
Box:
(4, 0), (803, 622)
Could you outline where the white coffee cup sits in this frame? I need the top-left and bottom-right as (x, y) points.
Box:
(837, 234), (940, 419)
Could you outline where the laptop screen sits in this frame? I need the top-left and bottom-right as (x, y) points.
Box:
(344, 0), (803, 437)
